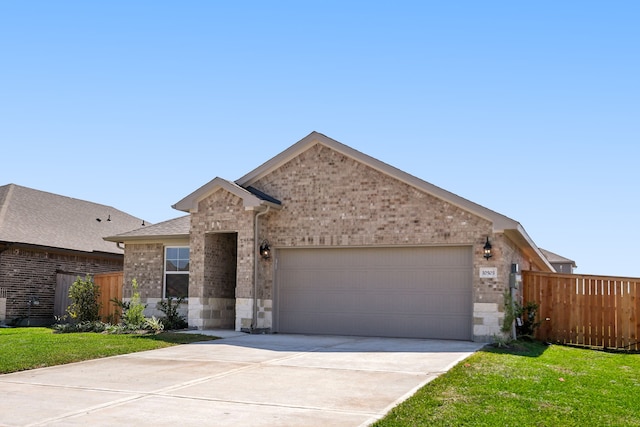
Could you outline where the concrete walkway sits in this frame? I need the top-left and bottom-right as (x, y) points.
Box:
(0, 333), (484, 427)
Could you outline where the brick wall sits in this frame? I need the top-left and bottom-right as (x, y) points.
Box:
(191, 192), (254, 300)
(0, 246), (122, 324)
(204, 232), (237, 299)
(254, 144), (494, 300)
(123, 243), (165, 299)
(123, 143), (542, 339)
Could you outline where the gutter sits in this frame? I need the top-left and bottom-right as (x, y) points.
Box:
(0, 243), (14, 255)
(251, 205), (271, 330)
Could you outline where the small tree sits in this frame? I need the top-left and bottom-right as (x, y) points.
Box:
(67, 275), (101, 323)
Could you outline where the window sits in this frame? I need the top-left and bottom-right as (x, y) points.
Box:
(164, 246), (189, 298)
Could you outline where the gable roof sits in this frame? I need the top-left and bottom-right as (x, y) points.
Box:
(539, 248), (577, 268)
(237, 132), (517, 230)
(133, 132), (553, 271)
(172, 177), (282, 213)
(0, 184), (145, 255)
(236, 131), (553, 271)
(104, 215), (190, 243)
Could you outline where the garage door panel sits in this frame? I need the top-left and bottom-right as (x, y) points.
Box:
(276, 246), (472, 340)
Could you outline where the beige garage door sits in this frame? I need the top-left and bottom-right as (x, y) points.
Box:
(275, 246), (473, 340)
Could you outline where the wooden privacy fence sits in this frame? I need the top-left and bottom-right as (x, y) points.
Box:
(94, 272), (123, 323)
(523, 271), (640, 351)
(55, 272), (123, 322)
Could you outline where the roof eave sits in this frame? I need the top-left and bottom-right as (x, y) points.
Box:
(503, 225), (555, 272)
(103, 234), (190, 243)
(172, 177), (266, 213)
(0, 241), (124, 258)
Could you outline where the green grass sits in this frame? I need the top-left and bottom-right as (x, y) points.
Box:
(375, 341), (640, 427)
(0, 327), (217, 374)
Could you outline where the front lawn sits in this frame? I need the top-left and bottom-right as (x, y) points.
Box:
(0, 327), (217, 374)
(374, 341), (640, 426)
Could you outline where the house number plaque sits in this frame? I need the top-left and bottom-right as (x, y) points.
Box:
(479, 267), (498, 279)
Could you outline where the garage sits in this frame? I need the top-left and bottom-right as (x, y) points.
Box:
(275, 246), (473, 340)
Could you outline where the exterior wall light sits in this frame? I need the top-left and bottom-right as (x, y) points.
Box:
(483, 237), (493, 260)
(259, 240), (271, 260)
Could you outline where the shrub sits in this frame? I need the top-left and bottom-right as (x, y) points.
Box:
(53, 321), (109, 333)
(67, 275), (101, 323)
(157, 297), (188, 330)
(144, 316), (165, 332)
(122, 278), (147, 329)
(515, 301), (541, 339)
(501, 291), (542, 340)
(109, 297), (131, 322)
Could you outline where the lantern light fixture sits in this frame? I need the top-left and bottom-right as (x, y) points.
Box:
(259, 240), (271, 260)
(483, 237), (493, 260)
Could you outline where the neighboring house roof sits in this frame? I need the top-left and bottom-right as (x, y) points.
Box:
(539, 248), (577, 268)
(105, 215), (190, 243)
(0, 183), (146, 255)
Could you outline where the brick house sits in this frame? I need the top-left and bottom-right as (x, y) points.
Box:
(0, 184), (144, 325)
(106, 132), (554, 342)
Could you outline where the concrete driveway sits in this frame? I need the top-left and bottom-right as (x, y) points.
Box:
(0, 332), (483, 427)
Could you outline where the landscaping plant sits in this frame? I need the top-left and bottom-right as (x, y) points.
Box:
(122, 278), (147, 330)
(156, 296), (188, 330)
(515, 300), (541, 338)
(56, 278), (161, 334)
(66, 274), (101, 323)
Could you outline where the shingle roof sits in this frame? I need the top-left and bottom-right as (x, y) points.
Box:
(0, 184), (146, 254)
(105, 215), (190, 242)
(539, 248), (577, 268)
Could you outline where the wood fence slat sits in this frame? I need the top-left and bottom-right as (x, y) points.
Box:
(633, 280), (640, 351)
(94, 272), (123, 323)
(558, 275), (569, 344)
(530, 276), (553, 340)
(592, 278), (601, 347)
(572, 277), (583, 345)
(618, 280), (631, 349)
(589, 278), (596, 347)
(605, 279), (615, 348)
(587, 278), (595, 346)
(523, 271), (639, 351)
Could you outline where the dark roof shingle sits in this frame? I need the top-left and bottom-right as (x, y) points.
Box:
(105, 215), (190, 241)
(0, 184), (145, 254)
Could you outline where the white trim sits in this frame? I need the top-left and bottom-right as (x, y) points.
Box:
(172, 177), (266, 213)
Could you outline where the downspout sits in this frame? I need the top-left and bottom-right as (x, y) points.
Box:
(252, 205), (270, 330)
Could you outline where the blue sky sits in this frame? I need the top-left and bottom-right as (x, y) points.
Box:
(1, 2), (638, 277)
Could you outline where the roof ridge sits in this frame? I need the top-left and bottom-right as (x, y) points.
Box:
(0, 183), (144, 254)
(5, 183), (126, 212)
